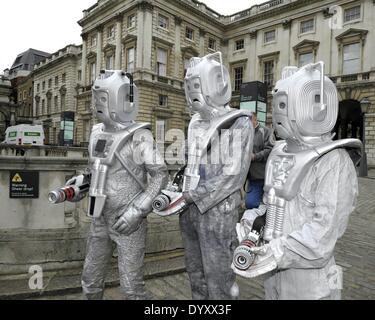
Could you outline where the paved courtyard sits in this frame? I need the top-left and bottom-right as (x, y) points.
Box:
(32, 176), (375, 300)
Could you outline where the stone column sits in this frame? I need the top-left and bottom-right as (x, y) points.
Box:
(137, 1), (153, 70)
(174, 16), (182, 78)
(115, 14), (123, 70)
(96, 26), (103, 76)
(81, 34), (88, 87)
(136, 7), (145, 69)
(143, 4), (153, 71)
(249, 30), (258, 81)
(199, 28), (206, 57)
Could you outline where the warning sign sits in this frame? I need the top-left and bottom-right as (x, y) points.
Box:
(12, 173), (23, 183)
(9, 171), (39, 199)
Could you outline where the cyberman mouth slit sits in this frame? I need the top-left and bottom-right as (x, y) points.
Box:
(193, 99), (200, 103)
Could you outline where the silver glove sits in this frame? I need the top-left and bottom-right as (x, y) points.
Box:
(113, 205), (145, 236)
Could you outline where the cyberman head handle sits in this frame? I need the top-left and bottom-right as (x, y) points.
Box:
(272, 61), (338, 147)
(92, 70), (139, 130)
(184, 52), (232, 118)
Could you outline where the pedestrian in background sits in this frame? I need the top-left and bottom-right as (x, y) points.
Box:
(245, 112), (275, 209)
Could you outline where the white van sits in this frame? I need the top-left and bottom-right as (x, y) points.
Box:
(3, 124), (45, 146)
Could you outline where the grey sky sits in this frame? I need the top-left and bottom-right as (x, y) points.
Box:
(0, 0), (267, 72)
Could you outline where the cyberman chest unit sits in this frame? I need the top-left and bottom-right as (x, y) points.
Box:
(88, 122), (150, 218)
(262, 138), (362, 242)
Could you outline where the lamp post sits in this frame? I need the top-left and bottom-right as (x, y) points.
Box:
(359, 97), (370, 177)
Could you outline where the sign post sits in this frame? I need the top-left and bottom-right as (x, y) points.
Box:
(240, 81), (268, 126)
(60, 111), (75, 146)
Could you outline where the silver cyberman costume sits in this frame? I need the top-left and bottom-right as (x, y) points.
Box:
(233, 62), (362, 300)
(152, 53), (254, 299)
(49, 70), (168, 300)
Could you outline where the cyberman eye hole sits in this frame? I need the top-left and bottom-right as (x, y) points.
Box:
(315, 94), (321, 103)
(279, 102), (286, 110)
(100, 97), (107, 103)
(194, 83), (200, 89)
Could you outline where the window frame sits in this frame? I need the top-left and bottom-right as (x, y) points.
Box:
(342, 42), (361, 75)
(126, 47), (135, 73)
(298, 51), (314, 67)
(234, 39), (245, 51)
(158, 14), (169, 30)
(156, 47), (168, 77)
(263, 59), (275, 89)
(158, 94), (168, 107)
(107, 25), (115, 39)
(299, 18), (315, 35)
(208, 37), (216, 51)
(233, 65), (244, 92)
(185, 26), (194, 41)
(343, 5), (361, 24)
(264, 30), (276, 44)
(127, 14), (136, 29)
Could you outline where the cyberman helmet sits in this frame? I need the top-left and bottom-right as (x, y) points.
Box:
(92, 70), (139, 128)
(184, 52), (232, 115)
(272, 61), (338, 145)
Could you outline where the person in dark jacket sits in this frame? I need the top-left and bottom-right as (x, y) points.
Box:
(245, 113), (275, 209)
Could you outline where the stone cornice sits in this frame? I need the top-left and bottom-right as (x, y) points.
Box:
(181, 45), (199, 56)
(293, 39), (320, 51)
(122, 34), (137, 44)
(152, 35), (175, 48)
(335, 28), (369, 42)
(137, 0), (154, 12)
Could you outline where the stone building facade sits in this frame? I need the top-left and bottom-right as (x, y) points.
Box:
(0, 75), (16, 141)
(76, 0), (375, 164)
(33, 45), (82, 145)
(16, 75), (33, 124)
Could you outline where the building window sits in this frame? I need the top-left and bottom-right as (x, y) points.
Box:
(62, 73), (66, 83)
(55, 76), (58, 86)
(48, 79), (52, 88)
(78, 70), (82, 81)
(234, 66), (244, 92)
(106, 55), (114, 70)
(263, 60), (274, 89)
(344, 5), (361, 23)
(128, 14), (136, 28)
(185, 27), (194, 41)
(343, 43), (361, 74)
(158, 14), (169, 29)
(127, 48), (135, 73)
(42, 81), (45, 90)
(298, 52), (314, 67)
(37, 83), (40, 92)
(54, 96), (58, 112)
(90, 62), (96, 84)
(235, 39), (244, 51)
(29, 88), (32, 97)
(157, 48), (167, 77)
(208, 38), (216, 50)
(300, 19), (314, 34)
(91, 35), (97, 47)
(264, 30), (276, 43)
(159, 95), (168, 107)
(107, 25), (115, 39)
(42, 99), (45, 114)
